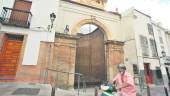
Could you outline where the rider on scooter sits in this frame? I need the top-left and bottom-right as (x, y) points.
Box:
(111, 63), (136, 96)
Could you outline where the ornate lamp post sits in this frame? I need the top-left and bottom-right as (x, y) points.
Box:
(162, 51), (166, 58)
(48, 13), (56, 31)
(160, 50), (169, 96)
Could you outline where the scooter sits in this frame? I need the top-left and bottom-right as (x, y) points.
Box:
(100, 82), (117, 96)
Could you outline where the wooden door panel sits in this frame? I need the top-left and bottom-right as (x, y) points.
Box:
(144, 63), (153, 84)
(0, 34), (23, 80)
(75, 29), (105, 85)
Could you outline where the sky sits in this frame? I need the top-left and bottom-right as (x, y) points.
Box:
(105, 0), (170, 29)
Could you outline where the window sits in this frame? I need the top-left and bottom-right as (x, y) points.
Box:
(159, 37), (163, 44)
(147, 23), (153, 35)
(140, 35), (149, 56)
(150, 39), (158, 57)
(156, 67), (162, 79)
(133, 64), (139, 74)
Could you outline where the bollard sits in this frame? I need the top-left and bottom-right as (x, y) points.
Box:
(147, 85), (151, 96)
(95, 86), (98, 96)
(77, 75), (80, 96)
(164, 87), (169, 96)
(51, 87), (55, 96)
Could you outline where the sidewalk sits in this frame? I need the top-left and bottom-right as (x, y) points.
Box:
(55, 87), (100, 96)
(0, 82), (51, 96)
(138, 85), (169, 96)
(1, 82), (168, 96)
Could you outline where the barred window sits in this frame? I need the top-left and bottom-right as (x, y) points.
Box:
(147, 23), (153, 35)
(156, 67), (162, 79)
(150, 39), (158, 57)
(140, 35), (149, 56)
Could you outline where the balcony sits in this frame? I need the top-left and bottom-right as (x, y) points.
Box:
(0, 7), (32, 28)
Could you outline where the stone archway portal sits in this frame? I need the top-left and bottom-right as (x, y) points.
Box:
(75, 28), (106, 85)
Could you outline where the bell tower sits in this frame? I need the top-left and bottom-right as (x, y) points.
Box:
(75, 0), (108, 9)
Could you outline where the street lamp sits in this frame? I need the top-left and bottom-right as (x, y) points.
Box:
(50, 13), (56, 30)
(160, 50), (169, 96)
(162, 51), (166, 58)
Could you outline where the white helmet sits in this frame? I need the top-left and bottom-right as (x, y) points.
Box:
(117, 63), (126, 70)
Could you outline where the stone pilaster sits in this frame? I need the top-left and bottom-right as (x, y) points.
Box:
(105, 40), (124, 81)
(52, 33), (78, 89)
(37, 42), (54, 84)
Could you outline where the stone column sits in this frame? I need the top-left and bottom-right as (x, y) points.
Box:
(105, 40), (124, 81)
(52, 33), (77, 89)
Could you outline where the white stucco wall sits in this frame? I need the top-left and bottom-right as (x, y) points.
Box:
(30, 0), (60, 29)
(152, 24), (170, 57)
(0, 26), (55, 65)
(122, 8), (162, 70)
(0, 0), (60, 65)
(1, 0), (15, 8)
(133, 10), (153, 58)
(0, 0), (15, 14)
(0, 0), (60, 31)
(1, 26), (55, 65)
(165, 32), (170, 55)
(121, 8), (137, 74)
(56, 0), (123, 41)
(0, 0), (3, 12)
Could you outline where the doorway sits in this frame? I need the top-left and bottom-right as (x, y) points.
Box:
(75, 24), (106, 86)
(0, 34), (24, 80)
(144, 63), (153, 84)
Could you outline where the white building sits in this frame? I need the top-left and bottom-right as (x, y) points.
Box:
(152, 22), (170, 88)
(122, 7), (169, 88)
(0, 0), (125, 86)
(164, 30), (170, 83)
(0, 0), (169, 91)
(0, 0), (58, 82)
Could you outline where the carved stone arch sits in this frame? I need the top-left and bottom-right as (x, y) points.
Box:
(71, 19), (112, 40)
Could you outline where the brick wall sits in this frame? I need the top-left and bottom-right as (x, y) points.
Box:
(52, 33), (77, 89)
(105, 40), (124, 81)
(11, 34), (41, 83)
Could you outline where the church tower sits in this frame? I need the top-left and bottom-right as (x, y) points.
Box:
(75, 0), (108, 9)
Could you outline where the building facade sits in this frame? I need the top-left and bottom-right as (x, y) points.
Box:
(0, 0), (124, 89)
(0, 0), (58, 82)
(0, 0), (169, 91)
(122, 8), (170, 91)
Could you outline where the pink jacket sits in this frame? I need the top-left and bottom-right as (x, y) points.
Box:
(112, 72), (136, 96)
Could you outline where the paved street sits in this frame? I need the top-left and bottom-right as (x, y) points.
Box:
(0, 82), (169, 96)
(0, 82), (51, 96)
(139, 85), (169, 96)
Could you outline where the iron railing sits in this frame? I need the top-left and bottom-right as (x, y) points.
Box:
(45, 68), (86, 96)
(0, 7), (32, 28)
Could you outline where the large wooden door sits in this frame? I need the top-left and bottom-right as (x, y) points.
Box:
(0, 34), (23, 80)
(10, 0), (32, 25)
(75, 29), (106, 85)
(144, 63), (153, 84)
